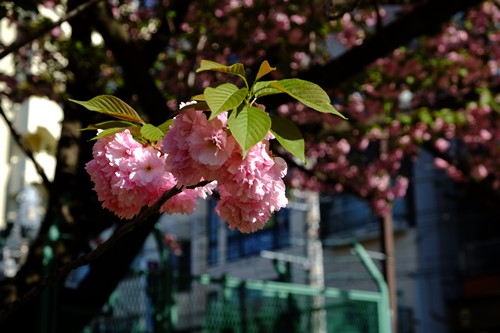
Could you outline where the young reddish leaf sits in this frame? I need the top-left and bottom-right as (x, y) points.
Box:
(254, 60), (276, 82)
(196, 59), (246, 77)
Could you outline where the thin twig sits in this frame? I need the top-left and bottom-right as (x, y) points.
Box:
(0, 180), (211, 322)
(327, 0), (362, 20)
(0, 0), (104, 60)
(0, 104), (51, 189)
(372, 0), (383, 33)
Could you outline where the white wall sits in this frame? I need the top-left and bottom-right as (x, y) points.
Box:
(0, 18), (17, 229)
(1, 19), (63, 229)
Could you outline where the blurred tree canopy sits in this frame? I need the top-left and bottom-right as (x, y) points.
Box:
(0, 0), (498, 331)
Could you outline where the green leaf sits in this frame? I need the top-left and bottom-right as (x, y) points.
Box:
(255, 61), (276, 82)
(141, 124), (165, 142)
(228, 105), (271, 158)
(179, 101), (209, 112)
(252, 80), (282, 99)
(69, 95), (145, 124)
(157, 119), (173, 134)
(191, 94), (206, 101)
(270, 79), (346, 118)
(81, 120), (136, 131)
(204, 84), (248, 119)
(196, 59), (246, 77)
(270, 115), (305, 163)
(90, 128), (126, 141)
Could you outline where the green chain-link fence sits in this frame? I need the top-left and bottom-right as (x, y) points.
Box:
(197, 277), (380, 333)
(84, 273), (386, 333)
(83, 242), (391, 333)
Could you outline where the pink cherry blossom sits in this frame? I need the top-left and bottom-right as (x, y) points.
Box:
(163, 108), (236, 186)
(187, 115), (235, 167)
(87, 107), (289, 232)
(86, 129), (208, 219)
(161, 182), (217, 215)
(215, 140), (288, 232)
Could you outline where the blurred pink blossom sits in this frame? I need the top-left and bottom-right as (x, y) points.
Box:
(434, 138), (451, 153)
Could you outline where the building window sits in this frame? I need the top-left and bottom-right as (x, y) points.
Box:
(320, 193), (410, 239)
(207, 198), (290, 263)
(226, 208), (290, 261)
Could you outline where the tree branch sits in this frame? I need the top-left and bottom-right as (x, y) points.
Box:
(302, 0), (485, 87)
(264, 0), (486, 108)
(143, 0), (194, 66)
(0, 104), (51, 189)
(0, 180), (210, 323)
(0, 0), (104, 60)
(90, 1), (171, 125)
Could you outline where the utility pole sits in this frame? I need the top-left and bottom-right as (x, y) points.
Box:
(381, 211), (397, 332)
(305, 191), (326, 333)
(380, 137), (398, 333)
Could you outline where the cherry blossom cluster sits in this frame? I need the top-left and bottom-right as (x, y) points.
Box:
(282, 1), (499, 215)
(85, 129), (215, 219)
(86, 108), (288, 233)
(163, 108), (288, 232)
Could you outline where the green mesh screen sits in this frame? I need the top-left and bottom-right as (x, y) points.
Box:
(83, 272), (382, 333)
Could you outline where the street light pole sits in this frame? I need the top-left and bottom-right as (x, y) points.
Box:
(380, 136), (398, 333)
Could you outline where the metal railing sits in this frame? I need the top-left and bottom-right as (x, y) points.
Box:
(83, 241), (391, 333)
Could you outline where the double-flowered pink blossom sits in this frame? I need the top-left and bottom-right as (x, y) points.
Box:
(162, 109), (236, 186)
(215, 140), (288, 233)
(87, 107), (288, 233)
(163, 108), (288, 232)
(86, 129), (212, 219)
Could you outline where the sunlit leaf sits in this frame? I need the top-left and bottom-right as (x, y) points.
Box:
(255, 61), (276, 82)
(81, 120), (136, 131)
(204, 83), (248, 119)
(69, 95), (145, 124)
(191, 94), (206, 101)
(157, 119), (173, 134)
(252, 80), (282, 99)
(270, 115), (305, 163)
(140, 124), (164, 142)
(196, 59), (246, 77)
(270, 79), (346, 118)
(228, 105), (271, 158)
(89, 128), (126, 141)
(179, 101), (209, 112)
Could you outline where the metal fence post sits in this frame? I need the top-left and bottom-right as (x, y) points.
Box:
(353, 240), (392, 333)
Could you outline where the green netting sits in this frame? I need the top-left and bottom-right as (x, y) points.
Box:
(201, 285), (379, 333)
(84, 272), (385, 333)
